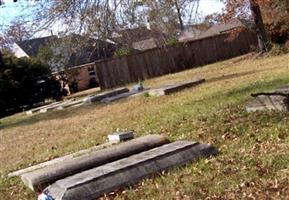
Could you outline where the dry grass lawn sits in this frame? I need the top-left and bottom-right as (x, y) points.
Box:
(0, 53), (289, 199)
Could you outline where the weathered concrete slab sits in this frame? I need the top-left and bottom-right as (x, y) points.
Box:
(56, 100), (84, 110)
(8, 142), (114, 178)
(108, 131), (134, 143)
(246, 84), (289, 112)
(101, 89), (148, 103)
(39, 99), (82, 113)
(45, 141), (218, 200)
(21, 135), (168, 190)
(26, 101), (63, 115)
(83, 87), (129, 104)
(148, 78), (205, 96)
(246, 95), (288, 112)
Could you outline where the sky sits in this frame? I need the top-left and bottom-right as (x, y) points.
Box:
(198, 0), (224, 16)
(0, 0), (225, 35)
(0, 0), (36, 25)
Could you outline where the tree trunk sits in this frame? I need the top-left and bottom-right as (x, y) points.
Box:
(249, 0), (270, 52)
(174, 0), (184, 31)
(0, 50), (4, 68)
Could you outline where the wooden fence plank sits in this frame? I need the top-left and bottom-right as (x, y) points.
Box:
(94, 31), (257, 89)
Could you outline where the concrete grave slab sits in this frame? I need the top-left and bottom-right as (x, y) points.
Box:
(21, 135), (168, 190)
(26, 101), (64, 115)
(39, 99), (82, 113)
(45, 141), (218, 200)
(246, 95), (289, 112)
(8, 142), (113, 178)
(246, 84), (289, 112)
(83, 87), (129, 104)
(148, 78), (205, 96)
(101, 89), (149, 103)
(56, 100), (84, 110)
(108, 131), (134, 143)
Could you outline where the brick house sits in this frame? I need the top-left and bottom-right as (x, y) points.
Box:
(13, 35), (118, 92)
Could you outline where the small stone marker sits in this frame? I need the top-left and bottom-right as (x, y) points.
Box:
(107, 131), (134, 143)
(132, 83), (144, 92)
(83, 87), (129, 104)
(45, 141), (218, 200)
(21, 134), (168, 191)
(149, 78), (205, 96)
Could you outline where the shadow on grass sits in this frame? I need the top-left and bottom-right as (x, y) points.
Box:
(0, 104), (100, 130)
(225, 78), (289, 98)
(206, 65), (283, 85)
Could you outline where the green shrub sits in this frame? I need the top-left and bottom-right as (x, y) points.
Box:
(114, 47), (132, 58)
(269, 43), (288, 55)
(166, 37), (178, 46)
(0, 54), (62, 117)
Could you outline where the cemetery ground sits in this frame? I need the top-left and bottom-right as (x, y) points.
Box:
(0, 53), (289, 200)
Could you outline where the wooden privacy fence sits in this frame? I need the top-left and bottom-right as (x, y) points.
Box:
(95, 30), (257, 89)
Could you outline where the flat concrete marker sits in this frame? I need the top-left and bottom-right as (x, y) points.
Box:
(8, 142), (113, 178)
(83, 87), (129, 104)
(56, 100), (84, 110)
(26, 101), (64, 115)
(45, 141), (218, 200)
(101, 89), (148, 103)
(246, 95), (288, 112)
(149, 78), (205, 96)
(246, 84), (289, 112)
(21, 134), (169, 190)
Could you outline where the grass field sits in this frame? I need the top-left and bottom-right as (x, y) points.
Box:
(0, 53), (289, 200)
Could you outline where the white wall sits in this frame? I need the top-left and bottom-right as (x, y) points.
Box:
(12, 43), (29, 58)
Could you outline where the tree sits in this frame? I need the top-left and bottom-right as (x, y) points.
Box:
(0, 54), (62, 117)
(138, 0), (199, 35)
(0, 20), (32, 50)
(249, 0), (270, 52)
(261, 0), (289, 44)
(224, 0), (272, 52)
(170, 0), (185, 31)
(0, 50), (3, 68)
(1, 0), (199, 39)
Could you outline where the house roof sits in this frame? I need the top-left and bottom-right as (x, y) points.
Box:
(178, 24), (212, 42)
(63, 35), (117, 67)
(183, 24), (212, 32)
(180, 18), (254, 42)
(111, 27), (166, 48)
(132, 38), (158, 51)
(16, 35), (118, 69)
(202, 18), (248, 36)
(16, 36), (58, 58)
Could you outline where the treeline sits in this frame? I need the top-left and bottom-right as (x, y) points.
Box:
(0, 54), (62, 118)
